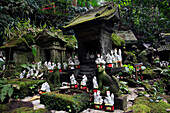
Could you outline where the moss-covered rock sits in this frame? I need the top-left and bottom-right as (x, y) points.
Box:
(124, 51), (137, 64)
(111, 33), (126, 47)
(125, 104), (150, 113)
(134, 96), (170, 113)
(34, 108), (50, 113)
(10, 107), (33, 113)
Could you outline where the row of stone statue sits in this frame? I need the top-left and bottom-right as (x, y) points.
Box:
(95, 48), (123, 68)
(160, 61), (169, 67)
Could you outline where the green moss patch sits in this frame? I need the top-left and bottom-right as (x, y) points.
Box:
(143, 69), (157, 79)
(7, 79), (45, 98)
(133, 96), (170, 113)
(40, 90), (90, 113)
(125, 104), (150, 113)
(111, 33), (126, 47)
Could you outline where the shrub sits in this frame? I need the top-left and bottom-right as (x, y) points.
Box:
(7, 79), (45, 98)
(40, 90), (90, 113)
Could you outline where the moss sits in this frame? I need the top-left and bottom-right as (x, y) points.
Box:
(143, 69), (157, 79)
(63, 2), (118, 29)
(10, 107), (33, 113)
(143, 83), (152, 91)
(7, 79), (45, 98)
(134, 96), (170, 113)
(125, 104), (150, 113)
(111, 33), (126, 47)
(34, 108), (50, 113)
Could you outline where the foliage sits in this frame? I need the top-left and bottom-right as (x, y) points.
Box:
(0, 84), (14, 103)
(40, 91), (90, 113)
(143, 69), (157, 79)
(111, 33), (126, 47)
(112, 0), (170, 42)
(134, 96), (170, 113)
(123, 64), (135, 75)
(119, 81), (131, 94)
(124, 51), (137, 64)
(125, 104), (150, 113)
(64, 35), (77, 49)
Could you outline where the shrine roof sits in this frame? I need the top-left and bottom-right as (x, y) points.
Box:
(36, 29), (66, 44)
(63, 2), (120, 29)
(115, 30), (138, 44)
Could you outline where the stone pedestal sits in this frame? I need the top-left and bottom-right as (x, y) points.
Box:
(115, 95), (127, 110)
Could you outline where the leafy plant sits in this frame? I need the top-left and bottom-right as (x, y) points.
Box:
(119, 81), (131, 94)
(0, 84), (14, 103)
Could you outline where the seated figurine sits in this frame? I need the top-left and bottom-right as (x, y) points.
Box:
(81, 75), (87, 86)
(63, 62), (67, 69)
(94, 90), (103, 104)
(40, 82), (51, 92)
(70, 74), (77, 85)
(57, 62), (61, 69)
(100, 55), (106, 68)
(74, 56), (80, 65)
(106, 53), (112, 64)
(93, 76), (98, 89)
(95, 54), (101, 64)
(104, 91), (114, 106)
(20, 73), (24, 79)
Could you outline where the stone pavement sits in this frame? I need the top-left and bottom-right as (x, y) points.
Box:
(21, 87), (144, 113)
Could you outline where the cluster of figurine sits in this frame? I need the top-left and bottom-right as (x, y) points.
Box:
(95, 48), (122, 68)
(19, 61), (44, 79)
(94, 90), (114, 106)
(70, 74), (114, 106)
(68, 56), (80, 69)
(70, 74), (87, 86)
(160, 61), (169, 67)
(44, 61), (57, 70)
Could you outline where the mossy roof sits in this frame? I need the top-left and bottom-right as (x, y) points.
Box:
(36, 29), (66, 44)
(115, 30), (138, 44)
(0, 37), (30, 49)
(63, 2), (120, 29)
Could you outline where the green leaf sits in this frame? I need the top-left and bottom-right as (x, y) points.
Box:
(32, 45), (37, 57)
(8, 87), (13, 97)
(0, 94), (6, 102)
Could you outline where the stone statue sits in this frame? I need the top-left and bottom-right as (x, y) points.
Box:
(52, 62), (56, 69)
(63, 62), (67, 69)
(40, 82), (51, 92)
(104, 91), (114, 106)
(70, 74), (77, 85)
(94, 90), (103, 104)
(68, 57), (74, 69)
(30, 69), (34, 76)
(37, 61), (42, 70)
(57, 62), (61, 69)
(2, 65), (5, 71)
(97, 67), (120, 97)
(44, 61), (48, 67)
(47, 61), (52, 69)
(37, 73), (43, 79)
(22, 70), (26, 76)
(114, 48), (119, 67)
(93, 76), (98, 89)
(34, 70), (39, 77)
(74, 56), (80, 65)
(106, 53), (112, 64)
(95, 54), (101, 64)
(26, 73), (30, 78)
(81, 75), (87, 86)
(20, 73), (24, 79)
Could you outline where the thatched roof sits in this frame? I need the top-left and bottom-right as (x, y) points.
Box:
(115, 30), (137, 44)
(63, 2), (120, 29)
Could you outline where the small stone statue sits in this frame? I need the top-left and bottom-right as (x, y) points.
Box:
(104, 91), (114, 106)
(47, 61), (52, 69)
(20, 73), (24, 79)
(114, 48), (118, 67)
(63, 62), (67, 69)
(106, 53), (112, 64)
(94, 90), (103, 104)
(40, 82), (51, 92)
(68, 57), (74, 69)
(70, 74), (77, 85)
(93, 76), (98, 89)
(2, 65), (5, 71)
(37, 73), (43, 79)
(34, 70), (39, 77)
(100, 55), (106, 68)
(44, 61), (48, 67)
(57, 62), (61, 69)
(95, 54), (101, 64)
(26, 73), (30, 78)
(74, 56), (80, 65)
(118, 49), (122, 61)
(81, 75), (87, 86)
(22, 70), (26, 76)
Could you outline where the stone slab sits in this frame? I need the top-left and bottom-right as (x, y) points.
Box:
(115, 95), (127, 110)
